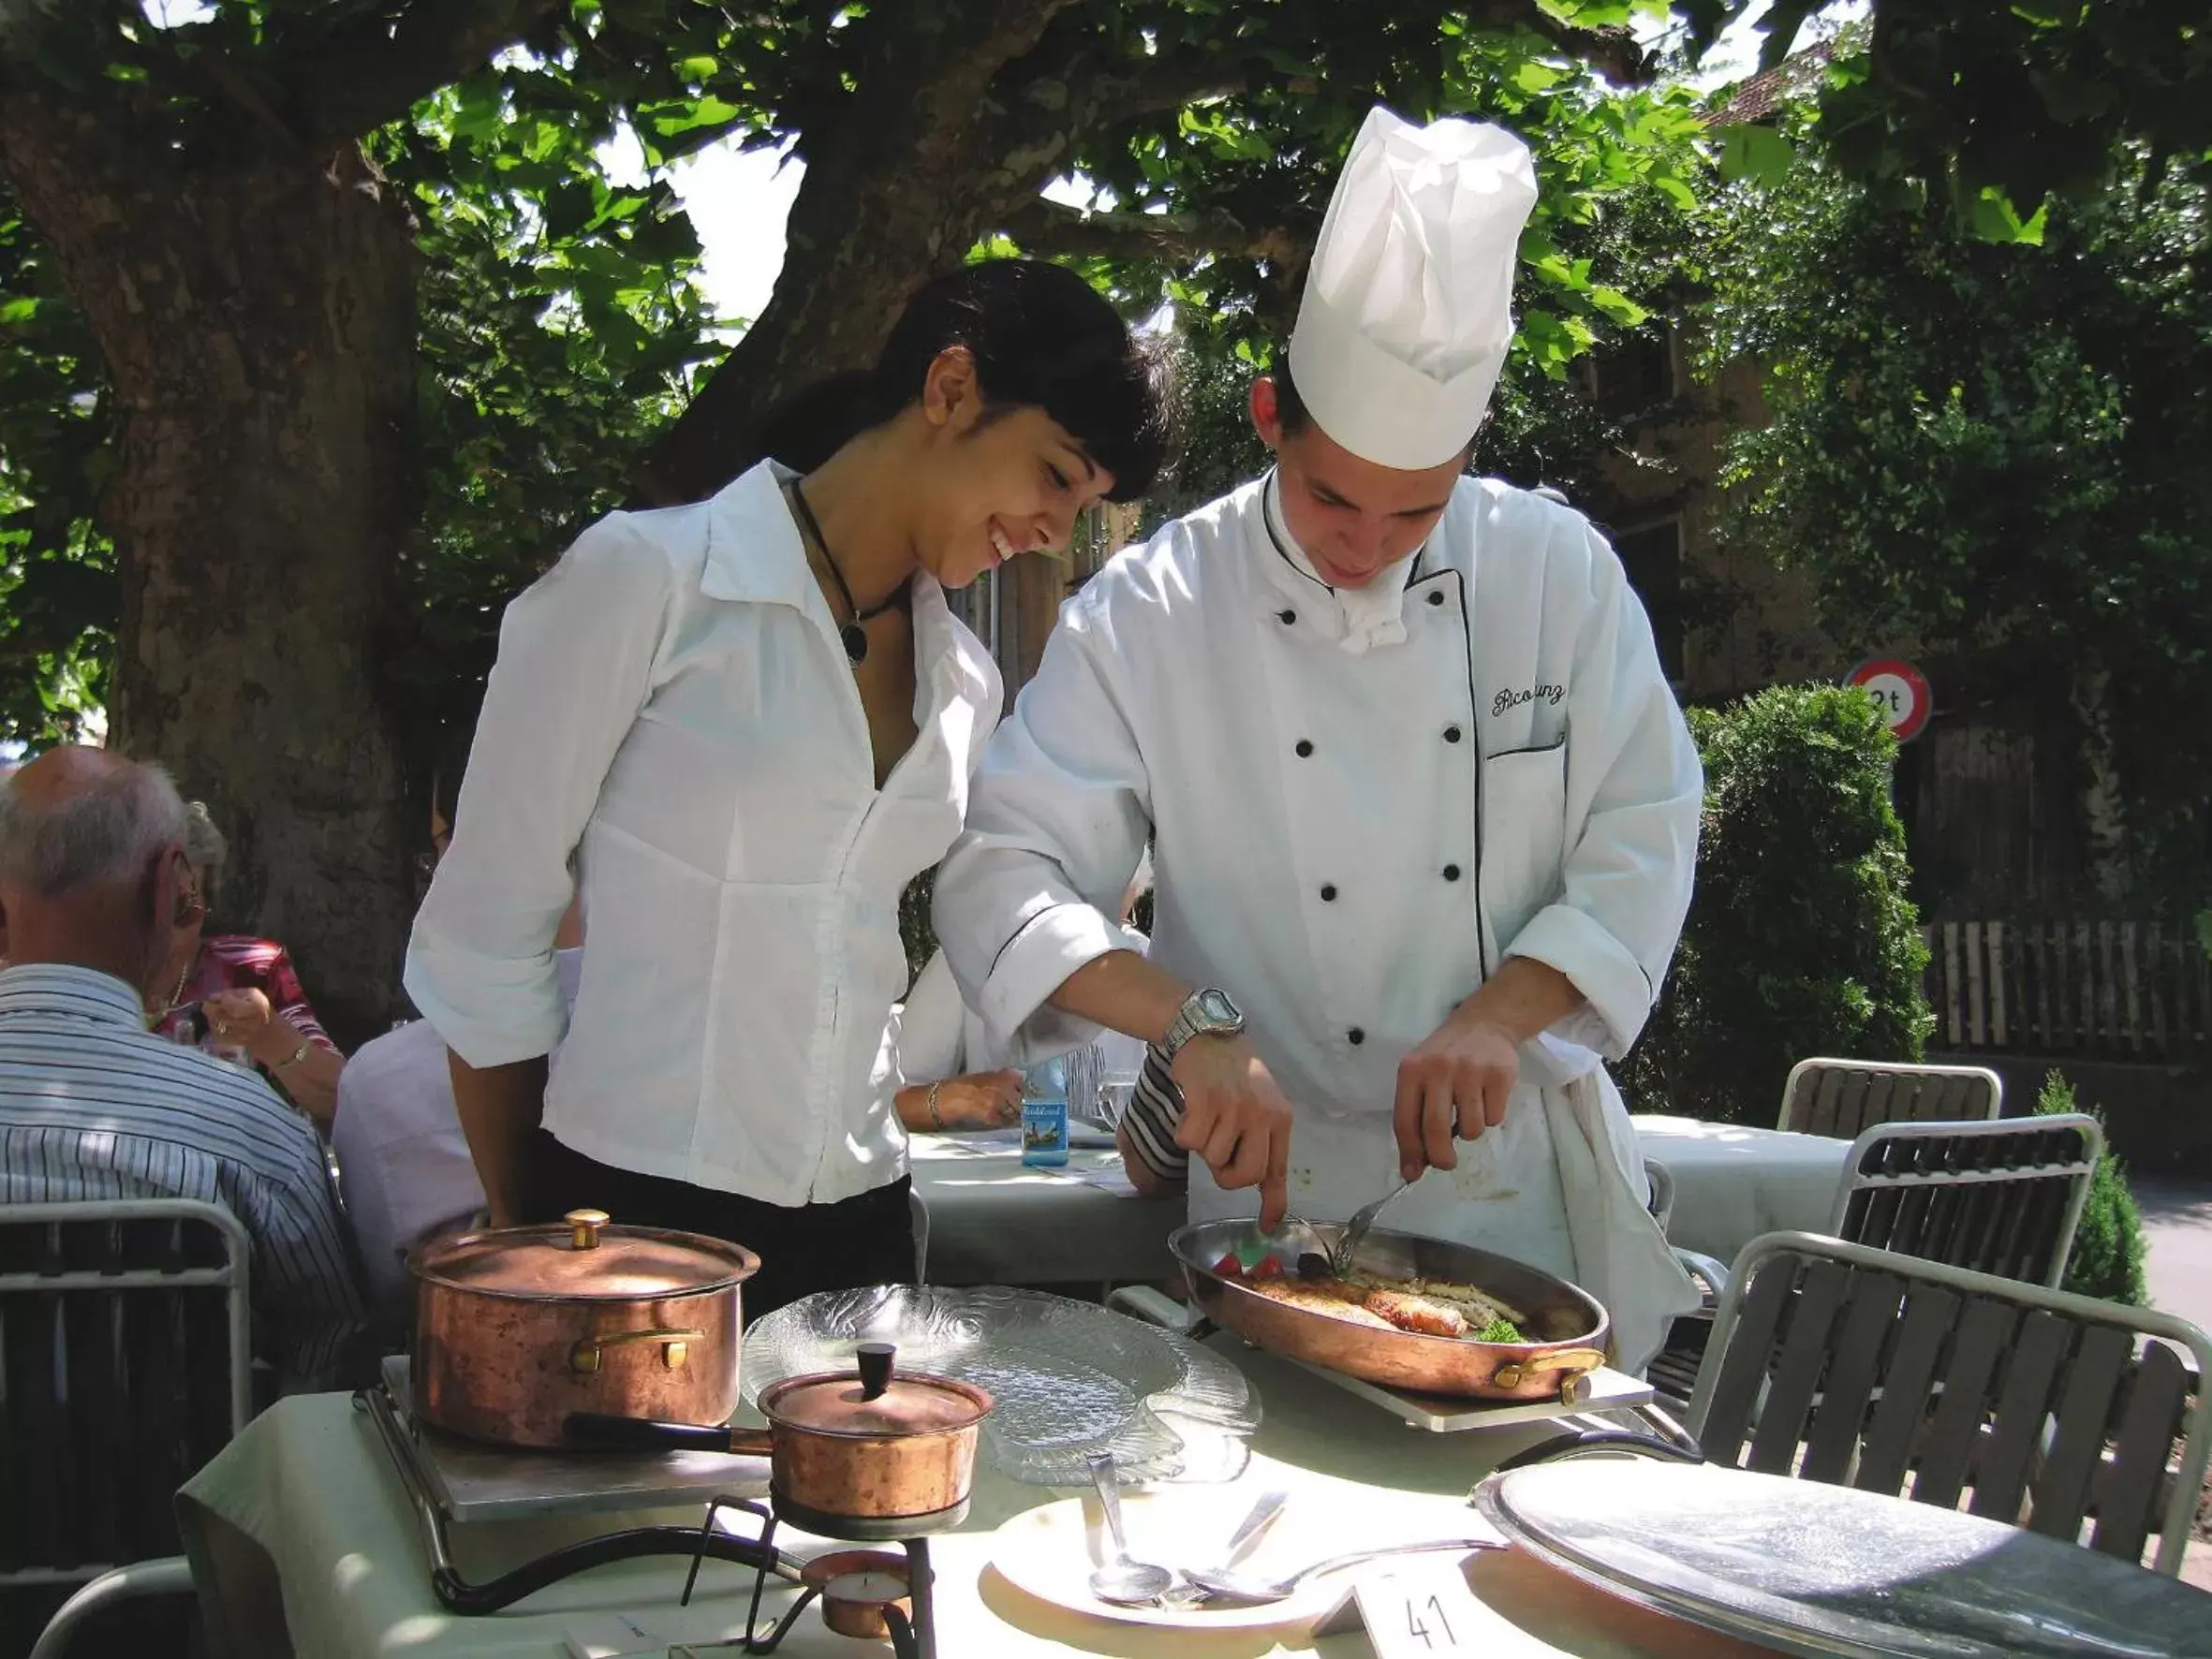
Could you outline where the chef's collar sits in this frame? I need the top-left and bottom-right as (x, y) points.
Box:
(1260, 470), (1423, 656)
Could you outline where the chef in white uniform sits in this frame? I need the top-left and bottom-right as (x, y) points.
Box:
(931, 107), (1701, 1368)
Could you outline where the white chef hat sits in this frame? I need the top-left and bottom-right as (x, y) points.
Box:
(1287, 106), (1540, 471)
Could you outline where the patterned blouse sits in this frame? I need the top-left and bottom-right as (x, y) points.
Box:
(153, 934), (338, 1073)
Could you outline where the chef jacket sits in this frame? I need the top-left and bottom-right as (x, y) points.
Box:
(932, 471), (1702, 1365)
(406, 461), (1001, 1208)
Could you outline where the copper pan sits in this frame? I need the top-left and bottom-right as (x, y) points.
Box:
(1170, 1219), (1609, 1402)
(410, 1209), (759, 1447)
(566, 1342), (991, 1523)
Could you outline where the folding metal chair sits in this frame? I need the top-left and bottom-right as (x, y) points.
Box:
(1830, 1113), (2101, 1289)
(1647, 1113), (2105, 1410)
(1777, 1057), (2002, 1138)
(0, 1199), (254, 1658)
(1531, 1231), (2212, 1576)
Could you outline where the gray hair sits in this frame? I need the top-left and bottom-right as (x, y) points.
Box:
(183, 800), (228, 904)
(0, 756), (191, 900)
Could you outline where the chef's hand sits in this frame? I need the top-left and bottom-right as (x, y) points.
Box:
(1393, 1006), (1520, 1181)
(1169, 1035), (1293, 1231)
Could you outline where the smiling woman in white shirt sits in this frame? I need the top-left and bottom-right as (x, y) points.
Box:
(405, 259), (1173, 1314)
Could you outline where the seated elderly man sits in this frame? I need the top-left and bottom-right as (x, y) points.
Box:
(0, 747), (364, 1389)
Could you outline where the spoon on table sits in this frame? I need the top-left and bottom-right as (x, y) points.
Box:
(1153, 1488), (1292, 1609)
(1085, 1452), (1173, 1607)
(1185, 1536), (1503, 1606)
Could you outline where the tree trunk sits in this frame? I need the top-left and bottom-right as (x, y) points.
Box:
(634, 3), (1109, 505)
(0, 95), (417, 1044)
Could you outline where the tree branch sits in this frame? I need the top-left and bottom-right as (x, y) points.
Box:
(1002, 196), (1302, 267)
(1467, 0), (1652, 85)
(294, 0), (566, 146)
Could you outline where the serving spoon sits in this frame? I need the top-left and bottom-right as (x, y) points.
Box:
(1085, 1452), (1174, 1607)
(1329, 1174), (1417, 1274)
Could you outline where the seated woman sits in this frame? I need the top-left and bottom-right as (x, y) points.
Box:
(149, 802), (345, 1123)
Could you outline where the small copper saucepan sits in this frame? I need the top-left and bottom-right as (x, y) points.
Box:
(567, 1343), (992, 1527)
(410, 1208), (759, 1448)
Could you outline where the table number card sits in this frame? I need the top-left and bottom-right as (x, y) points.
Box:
(1317, 1557), (1552, 1657)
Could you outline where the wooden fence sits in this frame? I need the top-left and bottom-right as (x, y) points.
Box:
(1924, 920), (2212, 1063)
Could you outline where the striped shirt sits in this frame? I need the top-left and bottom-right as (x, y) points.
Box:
(0, 963), (366, 1386)
(1121, 1046), (1192, 1185)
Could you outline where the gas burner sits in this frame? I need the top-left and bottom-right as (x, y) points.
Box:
(685, 1497), (941, 1659)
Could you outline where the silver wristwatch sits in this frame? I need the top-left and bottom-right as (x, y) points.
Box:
(1159, 987), (1246, 1067)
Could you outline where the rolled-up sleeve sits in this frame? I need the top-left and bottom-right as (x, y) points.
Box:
(933, 581), (1154, 1066)
(1504, 521), (1703, 1058)
(404, 514), (672, 1067)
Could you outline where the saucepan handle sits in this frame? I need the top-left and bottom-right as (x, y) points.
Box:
(564, 1412), (773, 1457)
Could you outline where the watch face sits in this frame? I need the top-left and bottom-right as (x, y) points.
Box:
(1198, 988), (1241, 1025)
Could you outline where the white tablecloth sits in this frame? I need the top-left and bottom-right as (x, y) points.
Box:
(912, 1121), (1855, 1293)
(909, 1129), (1181, 1286)
(178, 1338), (1776, 1657)
(1630, 1116), (1853, 1267)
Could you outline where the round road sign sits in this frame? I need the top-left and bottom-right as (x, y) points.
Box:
(1848, 658), (1932, 742)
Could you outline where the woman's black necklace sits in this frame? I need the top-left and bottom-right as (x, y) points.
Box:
(788, 480), (906, 665)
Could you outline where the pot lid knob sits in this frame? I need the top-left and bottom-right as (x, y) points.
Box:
(565, 1209), (611, 1250)
(856, 1341), (895, 1402)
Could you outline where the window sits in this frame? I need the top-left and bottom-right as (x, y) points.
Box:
(1612, 520), (1685, 681)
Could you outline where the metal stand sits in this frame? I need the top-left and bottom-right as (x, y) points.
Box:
(359, 1388), (798, 1616)
(684, 1497), (937, 1659)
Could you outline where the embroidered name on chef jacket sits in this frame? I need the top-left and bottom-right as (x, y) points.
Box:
(1491, 683), (1566, 718)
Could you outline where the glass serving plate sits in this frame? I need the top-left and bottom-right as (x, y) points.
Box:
(742, 1285), (1259, 1485)
(1475, 1460), (2212, 1659)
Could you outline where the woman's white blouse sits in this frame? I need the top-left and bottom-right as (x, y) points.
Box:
(406, 462), (1002, 1207)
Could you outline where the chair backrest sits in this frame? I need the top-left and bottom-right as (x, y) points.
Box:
(1830, 1114), (2102, 1288)
(1687, 1231), (2212, 1576)
(1778, 1057), (2002, 1137)
(0, 1200), (252, 1589)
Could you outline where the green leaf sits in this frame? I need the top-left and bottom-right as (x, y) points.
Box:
(1968, 185), (2048, 245)
(1588, 286), (1649, 328)
(1715, 123), (1795, 189)
(647, 95), (744, 139)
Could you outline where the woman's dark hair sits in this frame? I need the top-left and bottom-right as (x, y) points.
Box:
(745, 259), (1175, 501)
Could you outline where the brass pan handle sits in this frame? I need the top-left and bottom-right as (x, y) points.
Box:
(1491, 1347), (1607, 1400)
(568, 1327), (706, 1373)
(565, 1209), (611, 1249)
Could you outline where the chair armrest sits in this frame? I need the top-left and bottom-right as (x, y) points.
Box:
(30, 1557), (196, 1659)
(1107, 1285), (1198, 1334)
(1673, 1247), (1730, 1301)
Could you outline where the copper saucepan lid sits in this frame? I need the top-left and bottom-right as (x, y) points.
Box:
(409, 1208), (760, 1301)
(761, 1342), (993, 1438)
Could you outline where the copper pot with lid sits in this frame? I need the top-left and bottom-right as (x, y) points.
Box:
(567, 1343), (993, 1530)
(410, 1208), (759, 1448)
